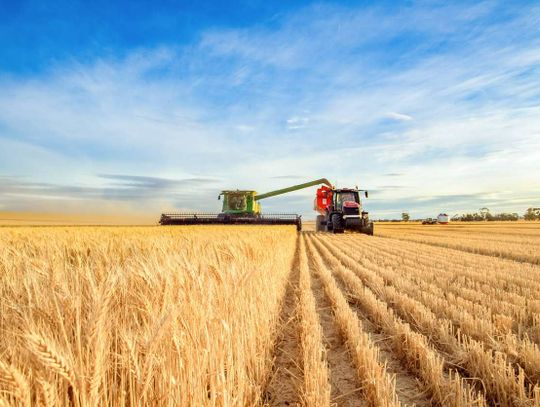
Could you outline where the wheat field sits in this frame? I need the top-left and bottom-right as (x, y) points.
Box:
(1, 223), (540, 406)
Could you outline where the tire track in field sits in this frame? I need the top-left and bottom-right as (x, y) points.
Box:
(265, 238), (303, 407)
(306, 242), (367, 406)
(306, 233), (431, 407)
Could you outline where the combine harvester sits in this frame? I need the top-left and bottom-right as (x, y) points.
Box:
(160, 178), (331, 231)
(160, 178), (374, 234)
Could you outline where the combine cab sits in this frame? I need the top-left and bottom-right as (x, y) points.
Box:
(314, 186), (374, 235)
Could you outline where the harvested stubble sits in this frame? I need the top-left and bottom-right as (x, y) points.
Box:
(309, 235), (485, 407)
(315, 232), (540, 406)
(355, 233), (540, 334)
(376, 222), (540, 264)
(304, 235), (399, 407)
(297, 236), (331, 406)
(319, 234), (540, 386)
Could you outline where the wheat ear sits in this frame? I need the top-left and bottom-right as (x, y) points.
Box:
(38, 379), (56, 407)
(0, 360), (31, 407)
(26, 334), (76, 387)
(88, 285), (112, 403)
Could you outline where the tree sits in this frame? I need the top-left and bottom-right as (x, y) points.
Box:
(479, 207), (490, 220)
(491, 213), (518, 221)
(401, 212), (410, 222)
(524, 208), (540, 221)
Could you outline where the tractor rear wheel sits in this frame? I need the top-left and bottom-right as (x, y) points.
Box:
(315, 215), (325, 232)
(331, 214), (344, 233)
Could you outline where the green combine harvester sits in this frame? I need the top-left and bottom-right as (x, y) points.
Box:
(159, 178), (331, 231)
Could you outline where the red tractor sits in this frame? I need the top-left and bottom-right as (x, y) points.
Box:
(314, 185), (374, 235)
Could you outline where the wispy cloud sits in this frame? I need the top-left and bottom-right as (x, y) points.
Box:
(385, 112), (413, 122)
(286, 116), (310, 130)
(269, 175), (305, 180)
(98, 174), (219, 189)
(0, 174), (221, 214)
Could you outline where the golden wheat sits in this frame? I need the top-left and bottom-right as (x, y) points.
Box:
(0, 361), (30, 407)
(0, 226), (296, 406)
(320, 234), (540, 384)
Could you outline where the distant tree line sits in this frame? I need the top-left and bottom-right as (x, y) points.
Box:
(451, 207), (540, 221)
(524, 208), (540, 221)
(453, 212), (520, 221)
(376, 208), (540, 222)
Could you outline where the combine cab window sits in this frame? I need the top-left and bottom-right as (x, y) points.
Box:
(228, 194), (247, 211)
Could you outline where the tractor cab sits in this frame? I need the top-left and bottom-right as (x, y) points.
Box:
(332, 189), (368, 215)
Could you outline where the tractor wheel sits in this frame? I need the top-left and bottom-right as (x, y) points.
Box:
(315, 215), (325, 232)
(325, 219), (333, 232)
(331, 214), (344, 234)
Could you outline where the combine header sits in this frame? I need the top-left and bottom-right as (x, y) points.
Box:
(160, 178), (332, 231)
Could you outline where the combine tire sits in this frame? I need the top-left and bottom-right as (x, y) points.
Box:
(315, 215), (325, 232)
(331, 214), (344, 234)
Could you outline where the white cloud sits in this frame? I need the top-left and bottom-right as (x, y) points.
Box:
(385, 112), (413, 122)
(286, 116), (310, 130)
(235, 124), (255, 132)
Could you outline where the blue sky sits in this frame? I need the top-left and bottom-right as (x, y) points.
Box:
(1, 1), (539, 219)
